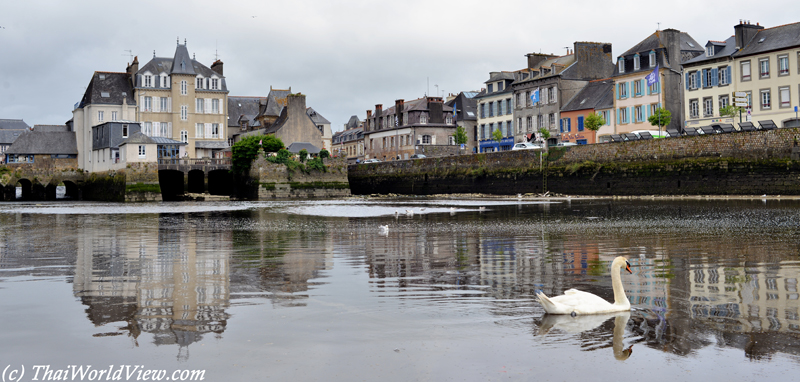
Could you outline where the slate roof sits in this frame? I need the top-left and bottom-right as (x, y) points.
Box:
(445, 92), (478, 121)
(306, 107), (331, 125)
(228, 96), (266, 127)
(33, 125), (68, 132)
(613, 30), (703, 76)
(736, 22), (800, 57)
(561, 79), (615, 112)
(77, 72), (136, 109)
(4, 131), (78, 154)
(620, 30), (703, 58)
(377, 97), (454, 115)
(150, 137), (186, 145)
(511, 54), (577, 86)
(0, 130), (24, 145)
(170, 43), (196, 75)
(684, 36), (737, 65)
(344, 115), (361, 129)
(120, 132), (156, 145)
(0, 119), (30, 130)
(255, 89), (291, 119)
(136, 43), (226, 91)
(486, 71), (516, 83)
(286, 142), (320, 154)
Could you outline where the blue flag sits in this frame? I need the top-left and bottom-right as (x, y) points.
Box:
(453, 102), (457, 120)
(646, 65), (659, 86)
(530, 88), (540, 104)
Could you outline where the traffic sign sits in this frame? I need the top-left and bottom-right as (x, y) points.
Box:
(734, 92), (747, 97)
(734, 102), (749, 107)
(734, 97), (748, 103)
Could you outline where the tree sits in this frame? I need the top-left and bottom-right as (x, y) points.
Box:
(720, 105), (745, 118)
(319, 149), (330, 159)
(298, 149), (309, 163)
(231, 135), (284, 174)
(452, 125), (468, 145)
(647, 107), (672, 131)
(538, 127), (551, 140)
(584, 113), (606, 132)
(492, 128), (503, 143)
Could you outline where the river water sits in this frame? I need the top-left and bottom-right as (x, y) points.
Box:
(1, 198), (799, 381)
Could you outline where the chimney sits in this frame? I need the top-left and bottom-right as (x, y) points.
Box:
(734, 21), (764, 49)
(375, 104), (383, 117)
(211, 59), (224, 75)
(572, 42), (614, 79)
(526, 53), (557, 69)
(660, 29), (681, 68)
(126, 56), (139, 82)
(427, 97), (444, 124)
(395, 99), (404, 124)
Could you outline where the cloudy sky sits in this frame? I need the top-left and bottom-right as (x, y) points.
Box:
(1, 0), (796, 132)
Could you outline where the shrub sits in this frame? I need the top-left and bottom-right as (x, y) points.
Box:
(231, 135), (284, 174)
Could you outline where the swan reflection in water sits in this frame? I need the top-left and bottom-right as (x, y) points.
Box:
(537, 311), (633, 361)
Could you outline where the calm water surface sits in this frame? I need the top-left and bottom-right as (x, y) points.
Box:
(1, 198), (799, 381)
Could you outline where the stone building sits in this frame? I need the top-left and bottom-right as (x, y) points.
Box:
(445, 91), (479, 153)
(3, 130), (78, 169)
(475, 73), (517, 152)
(363, 96), (456, 161)
(306, 107), (332, 151)
(0, 119), (30, 158)
(613, 29), (703, 134)
(559, 79), (615, 144)
(241, 94), (324, 151)
(226, 96), (267, 145)
(332, 116), (364, 163)
(131, 40), (229, 159)
(512, 42), (615, 146)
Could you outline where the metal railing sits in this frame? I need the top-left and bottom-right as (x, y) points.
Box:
(157, 158), (231, 165)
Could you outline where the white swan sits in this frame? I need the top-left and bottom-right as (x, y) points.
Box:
(379, 225), (389, 233)
(537, 256), (632, 315)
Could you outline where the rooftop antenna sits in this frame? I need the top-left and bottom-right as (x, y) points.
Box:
(153, 50), (156, 58)
(564, 46), (570, 55)
(215, 40), (219, 61)
(122, 50), (133, 64)
(657, 22), (661, 30)
(177, 36), (179, 45)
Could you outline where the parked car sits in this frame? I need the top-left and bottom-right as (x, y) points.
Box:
(410, 154), (427, 159)
(363, 158), (381, 163)
(555, 142), (578, 147)
(512, 142), (543, 150)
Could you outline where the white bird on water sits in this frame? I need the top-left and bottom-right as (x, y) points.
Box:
(537, 257), (632, 315)
(478, 206), (486, 212)
(405, 209), (414, 216)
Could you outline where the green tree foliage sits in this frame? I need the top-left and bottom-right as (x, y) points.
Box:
(584, 113), (606, 132)
(492, 128), (503, 142)
(267, 148), (291, 164)
(298, 149), (309, 163)
(647, 108), (672, 129)
(452, 125), (469, 145)
(231, 135), (284, 174)
(538, 127), (551, 140)
(306, 157), (326, 172)
(719, 105), (745, 118)
(319, 149), (330, 159)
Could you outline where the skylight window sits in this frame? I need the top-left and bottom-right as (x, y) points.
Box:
(99, 74), (106, 80)
(758, 37), (765, 43)
(101, 92), (110, 97)
(687, 42), (695, 47)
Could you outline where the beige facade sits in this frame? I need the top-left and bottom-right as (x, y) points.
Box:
(733, 48), (799, 127)
(613, 70), (665, 134)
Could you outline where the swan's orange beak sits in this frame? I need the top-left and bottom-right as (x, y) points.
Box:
(625, 261), (632, 274)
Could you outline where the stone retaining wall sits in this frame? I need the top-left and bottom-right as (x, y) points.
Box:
(251, 156), (351, 199)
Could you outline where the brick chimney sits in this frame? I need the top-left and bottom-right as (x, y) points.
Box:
(395, 99), (405, 125)
(126, 56), (139, 84)
(211, 59), (224, 75)
(571, 42), (614, 79)
(366, 110), (372, 131)
(427, 97), (444, 124)
(734, 20), (764, 49)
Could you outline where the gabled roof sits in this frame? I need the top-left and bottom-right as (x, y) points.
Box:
(620, 30), (703, 57)
(306, 107), (331, 125)
(120, 131), (157, 145)
(286, 142), (320, 154)
(511, 54), (576, 86)
(228, 96), (266, 127)
(561, 79), (614, 112)
(0, 130), (24, 144)
(77, 72), (136, 109)
(684, 36), (737, 65)
(170, 43), (196, 75)
(136, 43), (226, 90)
(256, 89), (291, 119)
(445, 92), (479, 121)
(0, 119), (30, 130)
(4, 131), (77, 154)
(736, 22), (800, 57)
(33, 125), (68, 132)
(344, 115), (361, 129)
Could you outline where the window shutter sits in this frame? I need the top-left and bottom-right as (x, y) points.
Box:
(205, 123), (212, 138)
(567, 118), (571, 132)
(711, 68), (719, 86)
(168, 122), (172, 138)
(195, 98), (199, 113)
(553, 87), (557, 103)
(701, 69), (707, 88)
(168, 97), (172, 112)
(559, 119), (563, 132)
(140, 96), (144, 111)
(685, 72), (690, 90)
(726, 66), (732, 84)
(417, 134), (422, 144)
(153, 98), (160, 113)
(205, 99), (212, 114)
(616, 84), (620, 100)
(696, 72), (702, 88)
(646, 80), (651, 95)
(578, 116), (583, 131)
(629, 107), (633, 123)
(656, 81), (660, 94)
(432, 135), (436, 145)
(219, 98), (224, 114)
(625, 82), (630, 97)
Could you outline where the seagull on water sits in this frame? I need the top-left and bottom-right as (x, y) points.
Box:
(405, 209), (414, 216)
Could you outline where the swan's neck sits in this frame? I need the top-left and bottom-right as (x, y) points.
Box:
(611, 262), (629, 306)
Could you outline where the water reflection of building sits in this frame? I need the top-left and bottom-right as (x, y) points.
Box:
(73, 213), (231, 358)
(686, 259), (800, 334)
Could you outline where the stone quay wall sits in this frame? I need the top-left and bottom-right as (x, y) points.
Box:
(348, 128), (800, 196)
(250, 156), (351, 199)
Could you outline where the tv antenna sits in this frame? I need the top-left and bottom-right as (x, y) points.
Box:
(122, 50), (133, 64)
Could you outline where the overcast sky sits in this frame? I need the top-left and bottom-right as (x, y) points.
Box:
(1, 0), (796, 132)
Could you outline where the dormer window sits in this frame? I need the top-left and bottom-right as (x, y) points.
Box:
(210, 77), (219, 90)
(649, 51), (656, 67)
(196, 76), (204, 89)
(497, 82), (503, 91)
(161, 75), (169, 88)
(706, 46), (714, 57)
(144, 74), (152, 87)
(634, 54), (640, 70)
(487, 84), (493, 93)
(618, 57), (625, 73)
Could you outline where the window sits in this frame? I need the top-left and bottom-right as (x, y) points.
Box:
(210, 123), (219, 139)
(212, 99), (220, 114)
(760, 89), (771, 109)
(506, 98), (512, 114)
(420, 113), (428, 124)
(526, 116), (532, 132)
(549, 87), (556, 103)
(649, 104), (659, 118)
(635, 106), (644, 122)
(689, 99), (699, 118)
(160, 122), (170, 138)
(143, 122), (151, 136)
(196, 76), (203, 89)
(178, 130), (186, 143)
(618, 82), (628, 98)
(780, 86), (791, 108)
(707, 46), (714, 57)
(160, 97), (169, 111)
(549, 113), (555, 127)
(649, 51), (656, 67)
(687, 72), (697, 89)
(446, 114), (452, 124)
(161, 75), (169, 88)
(719, 95), (729, 110)
(195, 123), (204, 138)
(181, 80), (187, 95)
(618, 57), (625, 73)
(181, 105), (188, 120)
(211, 78), (219, 90)
(498, 121), (504, 136)
(111, 111), (117, 121)
(122, 124), (128, 138)
(422, 135), (431, 144)
(144, 96), (152, 112)
(480, 104), (486, 118)
(705, 70), (714, 88)
(480, 124), (486, 139)
(138, 145), (146, 158)
(703, 97), (713, 117)
(537, 115), (544, 129)
(779, 55), (789, 75)
(488, 102), (494, 117)
(144, 75), (152, 87)
(497, 82), (503, 91)
(403, 112), (408, 125)
(719, 66), (729, 85)
(560, 118), (568, 133)
(98, 111), (104, 122)
(516, 93), (521, 108)
(196, 98), (204, 113)
(634, 54), (640, 70)
(619, 108), (629, 124)
(759, 58), (770, 78)
(498, 100), (504, 116)
(634, 80), (642, 96)
(525, 91), (531, 106)
(741, 61), (751, 81)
